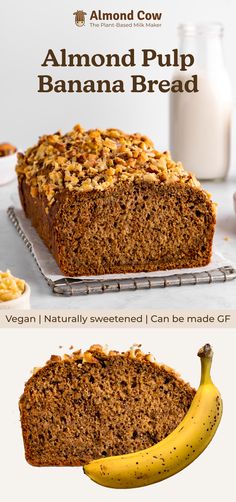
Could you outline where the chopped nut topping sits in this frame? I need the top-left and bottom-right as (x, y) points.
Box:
(16, 124), (200, 205)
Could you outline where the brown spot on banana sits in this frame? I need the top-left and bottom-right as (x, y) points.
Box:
(83, 344), (223, 489)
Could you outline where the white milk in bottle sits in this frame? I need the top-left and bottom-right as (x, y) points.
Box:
(170, 23), (232, 180)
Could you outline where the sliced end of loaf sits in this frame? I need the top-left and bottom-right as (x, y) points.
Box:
(19, 345), (195, 466)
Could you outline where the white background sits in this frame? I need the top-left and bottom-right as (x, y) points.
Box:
(0, 0), (236, 173)
(0, 328), (235, 502)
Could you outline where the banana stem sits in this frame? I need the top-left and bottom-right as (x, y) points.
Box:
(198, 344), (213, 385)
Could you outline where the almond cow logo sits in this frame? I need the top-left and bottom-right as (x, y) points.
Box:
(73, 10), (87, 27)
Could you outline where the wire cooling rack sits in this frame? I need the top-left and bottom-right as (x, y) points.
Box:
(8, 206), (236, 296)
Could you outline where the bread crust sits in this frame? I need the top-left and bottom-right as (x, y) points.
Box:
(18, 175), (216, 276)
(16, 125), (216, 276)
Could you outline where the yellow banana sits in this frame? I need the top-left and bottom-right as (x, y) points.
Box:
(84, 344), (222, 489)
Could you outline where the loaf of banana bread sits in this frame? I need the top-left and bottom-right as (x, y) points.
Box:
(16, 124), (216, 276)
(19, 345), (195, 466)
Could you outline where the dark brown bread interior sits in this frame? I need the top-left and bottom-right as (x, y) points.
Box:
(19, 347), (196, 466)
(19, 178), (216, 276)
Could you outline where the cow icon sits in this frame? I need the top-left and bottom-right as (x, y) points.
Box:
(73, 10), (87, 27)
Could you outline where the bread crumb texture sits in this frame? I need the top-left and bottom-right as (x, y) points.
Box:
(19, 345), (196, 466)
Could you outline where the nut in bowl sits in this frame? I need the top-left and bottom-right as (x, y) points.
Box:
(0, 143), (18, 185)
(0, 270), (30, 309)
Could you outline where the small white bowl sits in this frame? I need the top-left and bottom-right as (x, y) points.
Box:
(0, 282), (31, 309)
(0, 150), (18, 186)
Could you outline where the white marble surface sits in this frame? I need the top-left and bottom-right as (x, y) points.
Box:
(0, 178), (235, 309)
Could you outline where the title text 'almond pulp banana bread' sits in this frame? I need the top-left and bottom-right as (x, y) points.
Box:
(19, 345), (196, 466)
(16, 125), (216, 276)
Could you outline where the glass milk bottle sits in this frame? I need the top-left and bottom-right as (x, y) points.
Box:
(170, 23), (232, 180)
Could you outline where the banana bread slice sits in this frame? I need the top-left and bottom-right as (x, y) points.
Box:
(19, 345), (195, 467)
(16, 125), (216, 276)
